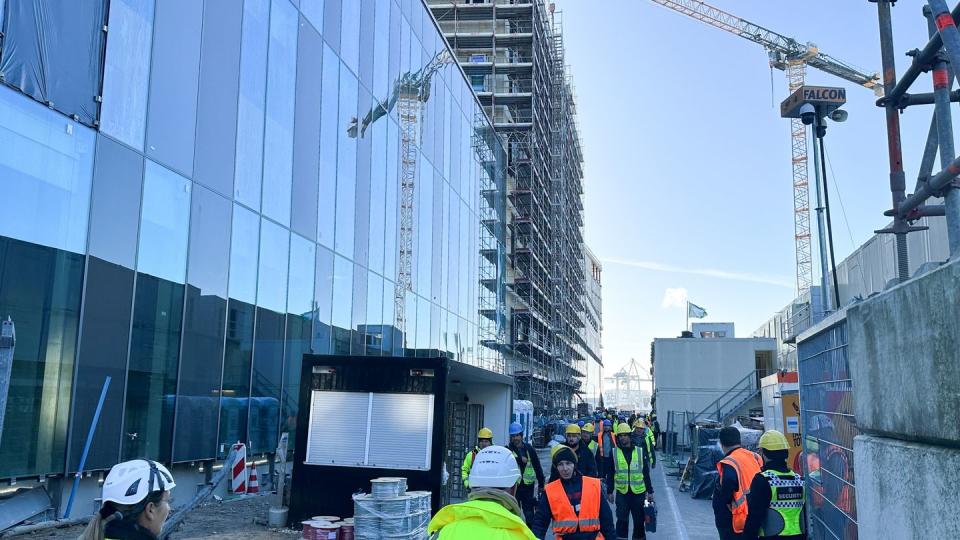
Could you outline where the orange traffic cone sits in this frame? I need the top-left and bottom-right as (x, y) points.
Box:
(247, 464), (259, 494)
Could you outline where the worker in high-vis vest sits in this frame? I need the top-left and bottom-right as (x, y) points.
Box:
(508, 422), (546, 525)
(605, 423), (654, 540)
(596, 419), (616, 478)
(631, 420), (657, 470)
(429, 445), (537, 540)
(462, 427), (495, 491)
(531, 445), (616, 540)
(580, 423), (598, 457)
(713, 426), (763, 540)
(742, 430), (806, 540)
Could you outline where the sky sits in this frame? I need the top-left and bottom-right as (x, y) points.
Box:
(554, 1), (943, 380)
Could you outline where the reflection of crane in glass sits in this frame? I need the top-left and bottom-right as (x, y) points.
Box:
(350, 50), (454, 338)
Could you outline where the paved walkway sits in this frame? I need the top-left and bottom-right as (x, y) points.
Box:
(538, 449), (719, 540)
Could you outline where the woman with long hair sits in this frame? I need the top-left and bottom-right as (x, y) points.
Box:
(78, 459), (176, 540)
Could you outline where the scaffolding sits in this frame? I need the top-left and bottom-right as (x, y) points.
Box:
(429, 0), (586, 412)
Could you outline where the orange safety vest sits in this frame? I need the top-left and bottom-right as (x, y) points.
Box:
(597, 430), (617, 455)
(717, 447), (763, 534)
(545, 476), (603, 539)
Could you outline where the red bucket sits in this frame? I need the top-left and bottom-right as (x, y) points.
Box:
(338, 523), (354, 540)
(301, 520), (315, 540)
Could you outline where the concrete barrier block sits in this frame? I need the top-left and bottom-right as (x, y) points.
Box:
(847, 258), (960, 443)
(855, 434), (960, 539)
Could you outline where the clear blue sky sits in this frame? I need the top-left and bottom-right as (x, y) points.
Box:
(556, 1), (941, 378)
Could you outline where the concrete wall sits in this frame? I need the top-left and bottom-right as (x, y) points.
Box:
(847, 257), (960, 537)
(467, 383), (513, 446)
(653, 337), (775, 416)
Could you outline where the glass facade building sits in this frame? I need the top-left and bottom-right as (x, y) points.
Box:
(0, 0), (506, 479)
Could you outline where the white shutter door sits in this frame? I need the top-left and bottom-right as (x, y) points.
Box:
(305, 391), (370, 466)
(366, 393), (434, 470)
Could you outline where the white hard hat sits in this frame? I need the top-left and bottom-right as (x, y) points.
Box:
(102, 460), (176, 506)
(468, 446), (520, 489)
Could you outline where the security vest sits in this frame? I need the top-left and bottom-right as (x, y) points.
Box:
(515, 446), (537, 485)
(759, 470), (805, 537)
(717, 447), (763, 534)
(462, 448), (479, 489)
(545, 476), (602, 538)
(613, 447), (646, 495)
(597, 431), (616, 456)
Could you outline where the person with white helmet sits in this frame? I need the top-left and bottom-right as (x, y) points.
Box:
(78, 459), (176, 540)
(428, 445), (536, 539)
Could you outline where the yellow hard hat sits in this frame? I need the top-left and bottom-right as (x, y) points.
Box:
(582, 423), (595, 433)
(565, 424), (582, 435)
(477, 427), (494, 440)
(615, 423), (632, 436)
(633, 420), (645, 428)
(759, 430), (789, 451)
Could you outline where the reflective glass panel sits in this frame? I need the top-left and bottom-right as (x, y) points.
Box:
(331, 254), (353, 354)
(317, 42), (339, 248)
(174, 186), (231, 462)
(291, 19), (323, 240)
(234, 0), (270, 209)
(282, 234), (315, 446)
(301, 0), (324, 32)
(229, 205), (261, 305)
(194, 0), (243, 197)
(0, 86), (94, 255)
(100, 0), (154, 149)
(340, 0), (360, 72)
(88, 135), (143, 269)
(313, 246), (334, 354)
(0, 238), (83, 478)
(261, 0), (298, 225)
(145, 0), (202, 175)
(335, 63), (358, 256)
(137, 161), (191, 284)
(257, 219), (290, 314)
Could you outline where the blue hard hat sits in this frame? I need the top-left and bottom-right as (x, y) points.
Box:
(603, 419), (612, 427)
(509, 422), (523, 435)
(577, 420), (585, 427)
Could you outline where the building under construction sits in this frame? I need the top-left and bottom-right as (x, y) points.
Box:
(428, 0), (588, 411)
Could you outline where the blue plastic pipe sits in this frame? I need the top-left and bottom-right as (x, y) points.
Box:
(63, 376), (111, 519)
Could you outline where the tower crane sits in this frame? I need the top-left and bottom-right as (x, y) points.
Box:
(350, 50), (454, 342)
(650, 0), (881, 301)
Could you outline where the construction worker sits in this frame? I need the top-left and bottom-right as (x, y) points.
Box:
(581, 422), (598, 456)
(606, 423), (654, 540)
(713, 426), (763, 540)
(630, 420), (656, 469)
(742, 430), (806, 540)
(78, 459), (176, 540)
(428, 445), (537, 539)
(462, 427), (495, 491)
(651, 413), (661, 451)
(597, 419), (616, 478)
(531, 445), (616, 539)
(508, 422), (545, 525)
(550, 424), (598, 481)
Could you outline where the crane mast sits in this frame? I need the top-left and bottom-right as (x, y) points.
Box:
(650, 0), (880, 300)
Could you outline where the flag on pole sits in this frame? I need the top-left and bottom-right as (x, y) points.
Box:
(687, 302), (708, 319)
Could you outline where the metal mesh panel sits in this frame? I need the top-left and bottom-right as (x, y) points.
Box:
(798, 318), (858, 540)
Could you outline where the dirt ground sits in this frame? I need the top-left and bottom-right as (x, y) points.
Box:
(16, 495), (301, 539)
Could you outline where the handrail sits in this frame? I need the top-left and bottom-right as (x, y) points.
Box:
(692, 369), (768, 424)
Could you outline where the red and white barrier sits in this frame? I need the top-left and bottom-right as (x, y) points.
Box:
(231, 442), (247, 494)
